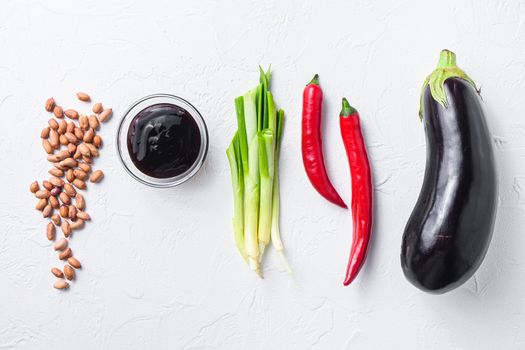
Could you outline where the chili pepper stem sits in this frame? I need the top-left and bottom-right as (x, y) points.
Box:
(341, 97), (357, 117)
(309, 74), (319, 85)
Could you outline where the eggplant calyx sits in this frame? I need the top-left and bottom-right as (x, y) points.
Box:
(418, 49), (478, 120)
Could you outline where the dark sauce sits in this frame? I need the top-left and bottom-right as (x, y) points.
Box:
(127, 103), (201, 178)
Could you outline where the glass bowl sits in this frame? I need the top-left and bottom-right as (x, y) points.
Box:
(116, 94), (208, 187)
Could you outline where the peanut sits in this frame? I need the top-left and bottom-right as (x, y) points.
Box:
(93, 135), (102, 148)
(51, 214), (61, 226)
(53, 280), (69, 289)
(45, 98), (56, 112)
(72, 178), (86, 190)
(92, 102), (103, 114)
(90, 170), (104, 183)
(88, 114), (100, 130)
(59, 192), (71, 205)
(58, 248), (72, 260)
(46, 222), (56, 240)
(98, 108), (112, 122)
(49, 196), (59, 209)
(43, 205), (52, 218)
(75, 193), (85, 210)
(49, 168), (64, 177)
(83, 128), (95, 143)
(68, 205), (77, 220)
(79, 115), (89, 130)
(30, 181), (39, 193)
(64, 109), (79, 119)
(70, 219), (84, 230)
(59, 205), (69, 218)
(53, 105), (64, 119)
(67, 257), (82, 269)
(76, 210), (90, 221)
(61, 221), (72, 237)
(54, 238), (68, 251)
(48, 118), (59, 130)
(51, 267), (64, 278)
(35, 198), (48, 211)
(35, 189), (51, 199)
(64, 264), (75, 280)
(58, 120), (67, 134)
(64, 183), (76, 197)
(66, 169), (75, 182)
(76, 92), (91, 102)
(42, 139), (53, 154)
(41, 127), (50, 138)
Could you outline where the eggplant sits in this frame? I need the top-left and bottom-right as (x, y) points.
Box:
(401, 50), (497, 294)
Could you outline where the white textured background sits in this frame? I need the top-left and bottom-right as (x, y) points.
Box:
(1, 0), (525, 349)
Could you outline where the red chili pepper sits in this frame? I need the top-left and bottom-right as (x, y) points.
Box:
(339, 98), (373, 286)
(302, 75), (347, 209)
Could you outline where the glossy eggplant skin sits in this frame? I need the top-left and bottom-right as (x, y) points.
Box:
(401, 78), (497, 294)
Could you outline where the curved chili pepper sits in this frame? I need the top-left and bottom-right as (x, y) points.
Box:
(340, 98), (373, 286)
(301, 75), (347, 208)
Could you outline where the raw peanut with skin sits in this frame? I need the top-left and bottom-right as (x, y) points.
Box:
(82, 155), (93, 164)
(36, 198), (47, 211)
(64, 132), (78, 144)
(75, 194), (85, 210)
(79, 115), (89, 130)
(51, 214), (61, 225)
(42, 180), (53, 190)
(49, 129), (59, 149)
(59, 205), (69, 218)
(49, 196), (59, 209)
(98, 108), (113, 122)
(83, 128), (95, 143)
(86, 143), (99, 156)
(50, 186), (61, 197)
(53, 105), (64, 118)
(92, 102), (103, 114)
(46, 222), (56, 240)
(70, 219), (84, 230)
(51, 267), (64, 278)
(68, 257), (82, 269)
(68, 205), (77, 220)
(64, 264), (75, 280)
(76, 92), (91, 102)
(42, 139), (53, 154)
(53, 280), (69, 289)
(59, 248), (72, 260)
(72, 179), (86, 190)
(43, 205), (52, 218)
(74, 169), (88, 180)
(35, 189), (51, 199)
(78, 163), (91, 173)
(61, 221), (72, 237)
(93, 135), (102, 148)
(78, 144), (90, 157)
(68, 143), (77, 155)
(54, 238), (68, 251)
(88, 115), (100, 130)
(74, 127), (84, 140)
(64, 183), (76, 197)
(54, 162), (66, 170)
(49, 176), (64, 187)
(48, 118), (59, 130)
(90, 170), (104, 183)
(59, 191), (71, 204)
(49, 168), (64, 177)
(47, 154), (59, 162)
(67, 122), (75, 133)
(64, 109), (79, 120)
(60, 158), (78, 168)
(41, 127), (50, 138)
(73, 149), (82, 160)
(30, 181), (39, 193)
(45, 98), (56, 112)
(76, 210), (90, 221)
(58, 120), (67, 134)
(59, 135), (68, 146)
(66, 169), (75, 182)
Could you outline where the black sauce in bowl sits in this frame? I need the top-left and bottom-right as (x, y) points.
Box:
(127, 103), (201, 179)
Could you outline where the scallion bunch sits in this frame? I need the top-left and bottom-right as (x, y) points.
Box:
(226, 67), (290, 276)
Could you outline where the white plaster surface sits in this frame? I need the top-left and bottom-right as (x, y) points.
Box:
(1, 0), (525, 349)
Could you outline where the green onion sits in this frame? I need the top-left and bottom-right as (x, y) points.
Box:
(227, 67), (288, 277)
(226, 133), (246, 261)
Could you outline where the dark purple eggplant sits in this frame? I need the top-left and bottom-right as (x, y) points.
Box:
(401, 50), (497, 294)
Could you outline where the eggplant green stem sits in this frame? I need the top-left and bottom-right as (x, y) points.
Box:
(418, 49), (478, 120)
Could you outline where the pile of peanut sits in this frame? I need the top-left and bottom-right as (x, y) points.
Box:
(30, 92), (111, 290)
